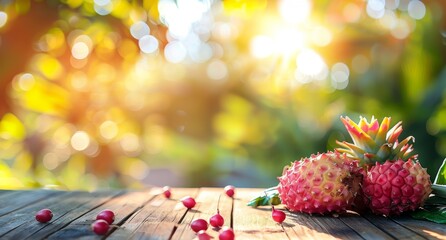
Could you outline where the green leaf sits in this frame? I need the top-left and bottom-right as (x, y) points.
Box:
(432, 184), (446, 199)
(434, 158), (446, 185)
(411, 205), (446, 224)
(247, 187), (281, 207)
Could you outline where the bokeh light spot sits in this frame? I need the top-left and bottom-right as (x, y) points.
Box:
(207, 60), (228, 80)
(367, 0), (385, 19)
(100, 121), (118, 140)
(0, 11), (7, 28)
(130, 21), (150, 40)
(391, 19), (411, 39)
(279, 0), (311, 24)
(72, 42), (90, 60)
(120, 133), (141, 154)
(164, 41), (187, 63)
(331, 63), (350, 90)
(408, 0), (426, 20)
(18, 73), (35, 91)
(43, 153), (59, 170)
(296, 49), (328, 80)
(138, 35), (159, 53)
(94, 1), (113, 15)
(71, 131), (90, 151)
(250, 35), (274, 59)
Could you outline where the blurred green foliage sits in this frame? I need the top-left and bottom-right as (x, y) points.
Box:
(0, 0), (446, 190)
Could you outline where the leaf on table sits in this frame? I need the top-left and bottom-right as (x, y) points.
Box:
(247, 187), (281, 207)
(410, 205), (446, 224)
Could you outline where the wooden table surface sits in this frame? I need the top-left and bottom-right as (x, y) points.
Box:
(0, 188), (445, 240)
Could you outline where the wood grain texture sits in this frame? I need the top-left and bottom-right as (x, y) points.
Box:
(170, 188), (233, 240)
(108, 188), (198, 240)
(339, 212), (393, 240)
(363, 214), (426, 239)
(0, 188), (444, 240)
(232, 188), (289, 240)
(391, 216), (446, 240)
(46, 190), (154, 240)
(0, 190), (62, 217)
(3, 191), (120, 239)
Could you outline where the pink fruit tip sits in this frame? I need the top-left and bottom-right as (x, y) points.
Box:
(224, 185), (235, 198)
(210, 213), (224, 228)
(181, 196), (196, 209)
(191, 218), (208, 232)
(272, 207), (286, 223)
(219, 227), (235, 240)
(96, 209), (115, 224)
(35, 208), (53, 223)
(91, 219), (110, 235)
(163, 186), (172, 198)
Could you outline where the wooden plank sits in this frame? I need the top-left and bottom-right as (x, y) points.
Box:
(339, 211), (394, 240)
(0, 191), (119, 239)
(363, 214), (427, 239)
(0, 191), (73, 236)
(288, 213), (363, 240)
(170, 188), (233, 240)
(0, 190), (62, 217)
(286, 212), (343, 240)
(232, 188), (289, 240)
(391, 216), (446, 240)
(0, 190), (13, 196)
(46, 190), (155, 240)
(108, 188), (198, 240)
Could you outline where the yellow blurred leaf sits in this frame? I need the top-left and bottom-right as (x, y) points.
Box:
(20, 77), (69, 116)
(32, 54), (64, 80)
(223, 0), (267, 15)
(0, 113), (25, 140)
(143, 0), (159, 22)
(111, 0), (131, 19)
(63, 0), (83, 9)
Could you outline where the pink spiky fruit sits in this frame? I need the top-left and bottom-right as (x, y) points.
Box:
(363, 159), (431, 216)
(337, 116), (432, 215)
(278, 151), (362, 214)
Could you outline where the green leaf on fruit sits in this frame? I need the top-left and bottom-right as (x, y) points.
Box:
(434, 158), (446, 185)
(247, 187), (281, 207)
(410, 205), (446, 224)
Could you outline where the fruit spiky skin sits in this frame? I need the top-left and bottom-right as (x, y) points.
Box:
(336, 116), (432, 216)
(363, 159), (432, 216)
(336, 116), (416, 165)
(278, 152), (362, 214)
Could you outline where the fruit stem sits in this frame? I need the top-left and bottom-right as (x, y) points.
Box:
(217, 193), (221, 213)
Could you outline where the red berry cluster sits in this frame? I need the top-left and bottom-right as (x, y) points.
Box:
(178, 185), (236, 240)
(35, 208), (116, 235)
(91, 209), (115, 235)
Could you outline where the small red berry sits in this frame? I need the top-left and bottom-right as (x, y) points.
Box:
(91, 219), (110, 235)
(163, 186), (172, 198)
(272, 206), (286, 224)
(181, 196), (196, 209)
(224, 185), (235, 198)
(210, 212), (224, 228)
(219, 227), (235, 240)
(190, 219), (208, 232)
(96, 209), (115, 224)
(35, 209), (53, 223)
(197, 230), (212, 240)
